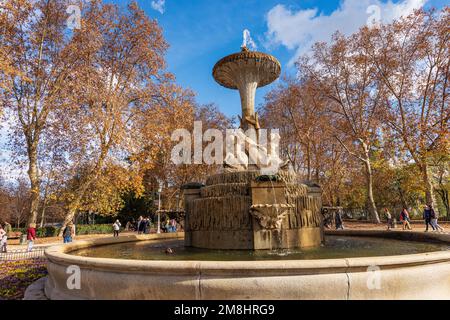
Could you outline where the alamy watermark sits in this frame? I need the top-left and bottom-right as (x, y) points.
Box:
(171, 122), (284, 175)
(366, 265), (382, 290)
(66, 0), (91, 30)
(366, 5), (381, 28)
(66, 265), (81, 290)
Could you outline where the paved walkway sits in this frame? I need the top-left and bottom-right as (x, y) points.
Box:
(337, 220), (450, 234)
(6, 232), (137, 250)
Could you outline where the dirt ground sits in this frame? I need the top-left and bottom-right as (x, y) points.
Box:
(339, 220), (449, 231)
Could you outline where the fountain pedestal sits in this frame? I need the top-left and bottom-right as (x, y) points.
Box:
(181, 47), (323, 250)
(250, 180), (323, 250)
(183, 171), (323, 250)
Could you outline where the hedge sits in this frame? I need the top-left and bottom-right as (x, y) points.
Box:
(12, 224), (114, 238)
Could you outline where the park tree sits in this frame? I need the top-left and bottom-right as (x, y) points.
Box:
(297, 30), (386, 223)
(260, 78), (351, 207)
(8, 178), (30, 227)
(0, 0), (98, 225)
(63, 163), (140, 218)
(0, 0), (32, 95)
(261, 78), (329, 179)
(367, 8), (449, 214)
(134, 78), (230, 209)
(0, 177), (11, 223)
(52, 1), (168, 233)
(430, 151), (450, 216)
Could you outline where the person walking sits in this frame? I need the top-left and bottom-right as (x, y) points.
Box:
(335, 210), (344, 230)
(137, 216), (144, 234)
(384, 208), (393, 230)
(62, 222), (74, 243)
(170, 219), (177, 232)
(423, 205), (436, 232)
(4, 221), (12, 236)
(429, 205), (444, 232)
(26, 223), (37, 252)
(113, 220), (121, 237)
(400, 208), (412, 230)
(141, 218), (146, 234)
(0, 225), (7, 253)
(164, 219), (171, 233)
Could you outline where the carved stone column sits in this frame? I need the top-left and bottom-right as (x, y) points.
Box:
(181, 183), (203, 247)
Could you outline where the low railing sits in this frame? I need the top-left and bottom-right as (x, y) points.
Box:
(0, 248), (47, 261)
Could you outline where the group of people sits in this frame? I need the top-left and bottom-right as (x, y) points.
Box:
(134, 216), (178, 234)
(0, 221), (76, 253)
(164, 219), (178, 233)
(423, 204), (445, 232)
(383, 204), (445, 232)
(1, 214), (178, 253)
(136, 216), (152, 234)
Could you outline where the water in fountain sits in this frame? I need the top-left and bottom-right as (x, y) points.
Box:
(72, 236), (449, 261)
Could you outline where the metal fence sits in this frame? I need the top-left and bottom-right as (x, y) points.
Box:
(0, 248), (47, 261)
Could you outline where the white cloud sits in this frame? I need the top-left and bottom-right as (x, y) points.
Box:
(266, 0), (427, 65)
(151, 0), (166, 14)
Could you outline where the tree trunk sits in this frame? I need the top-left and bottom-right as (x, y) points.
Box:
(363, 159), (380, 223)
(436, 188), (449, 217)
(360, 142), (380, 223)
(59, 207), (78, 237)
(306, 141), (312, 181)
(39, 203), (46, 228)
(58, 175), (97, 236)
(27, 144), (40, 226)
(422, 164), (440, 215)
(397, 181), (408, 209)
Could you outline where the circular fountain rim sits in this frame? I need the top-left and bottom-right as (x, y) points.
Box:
(212, 49), (281, 90)
(45, 231), (450, 275)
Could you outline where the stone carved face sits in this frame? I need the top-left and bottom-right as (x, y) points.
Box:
(250, 205), (291, 230)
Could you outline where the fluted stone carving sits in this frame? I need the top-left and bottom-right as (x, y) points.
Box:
(183, 171), (323, 250)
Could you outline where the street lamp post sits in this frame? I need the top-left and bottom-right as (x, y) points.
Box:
(157, 183), (162, 234)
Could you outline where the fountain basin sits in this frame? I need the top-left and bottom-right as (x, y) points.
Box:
(44, 231), (450, 300)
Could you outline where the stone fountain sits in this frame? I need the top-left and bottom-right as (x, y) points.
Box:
(182, 47), (324, 250)
(42, 46), (450, 301)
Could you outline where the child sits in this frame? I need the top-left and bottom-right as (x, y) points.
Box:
(113, 220), (121, 237)
(62, 222), (74, 243)
(400, 208), (412, 230)
(27, 223), (37, 252)
(384, 208), (392, 230)
(0, 225), (7, 253)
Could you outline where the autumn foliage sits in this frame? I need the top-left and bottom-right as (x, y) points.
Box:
(0, 2), (448, 227)
(260, 7), (449, 221)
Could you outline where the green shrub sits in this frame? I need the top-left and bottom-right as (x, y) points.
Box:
(13, 224), (114, 237)
(75, 224), (113, 235)
(35, 226), (59, 238)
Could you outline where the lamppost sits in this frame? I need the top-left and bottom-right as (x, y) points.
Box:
(157, 183), (162, 234)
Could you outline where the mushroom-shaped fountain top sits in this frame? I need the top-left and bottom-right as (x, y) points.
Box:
(212, 47), (281, 131)
(212, 46), (281, 90)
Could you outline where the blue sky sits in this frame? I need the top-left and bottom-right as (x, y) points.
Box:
(120, 0), (447, 118)
(1, 0), (447, 180)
